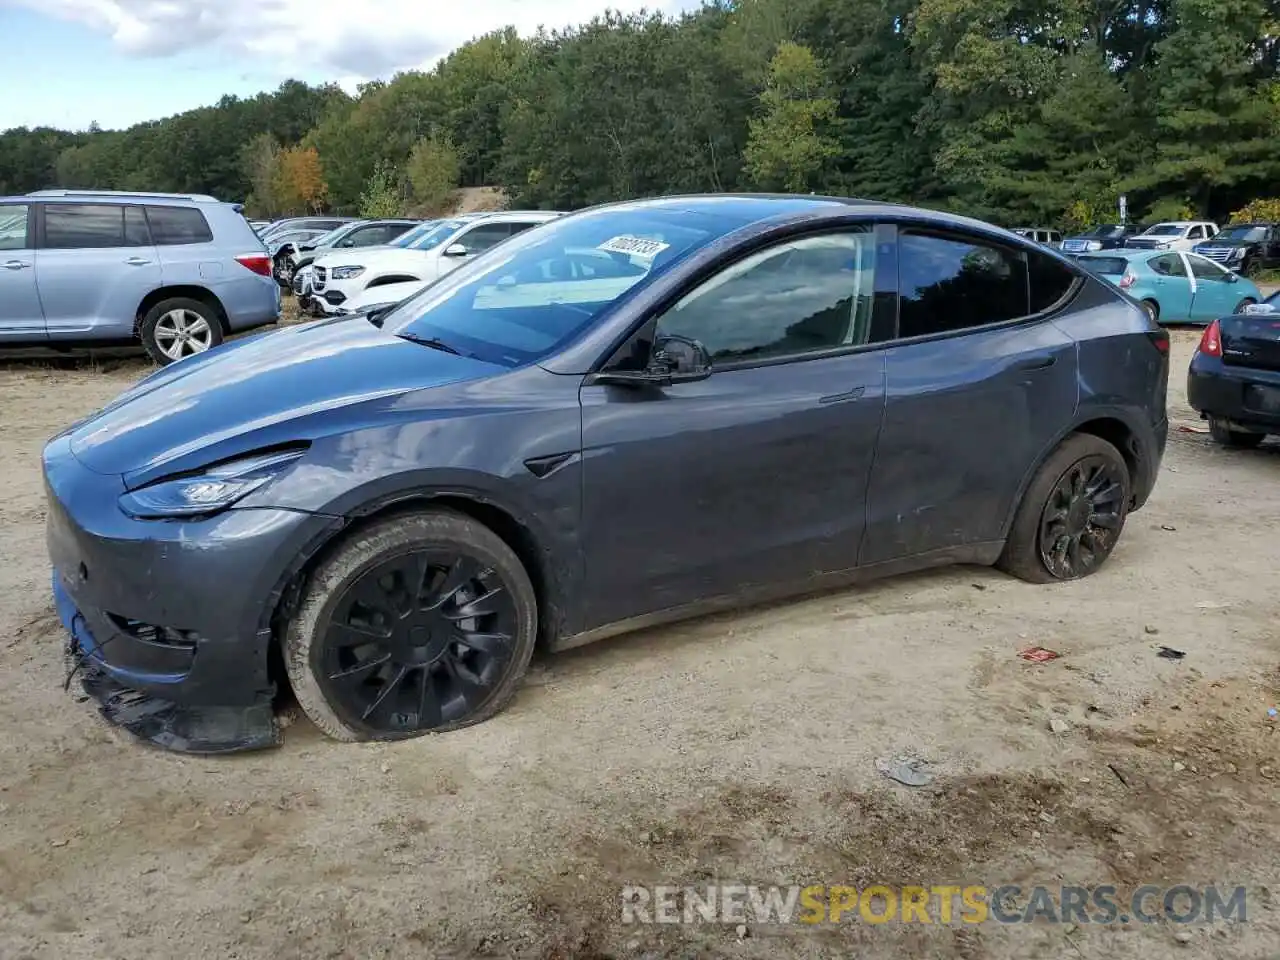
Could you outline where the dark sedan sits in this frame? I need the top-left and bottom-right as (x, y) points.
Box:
(44, 195), (1170, 753)
(1061, 223), (1143, 254)
(1188, 289), (1280, 447)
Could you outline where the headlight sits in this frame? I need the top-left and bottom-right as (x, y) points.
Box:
(331, 266), (365, 280)
(119, 450), (305, 519)
(1085, 241), (1102, 251)
(1228, 247), (1246, 259)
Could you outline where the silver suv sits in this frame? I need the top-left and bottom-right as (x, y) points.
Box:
(0, 190), (280, 365)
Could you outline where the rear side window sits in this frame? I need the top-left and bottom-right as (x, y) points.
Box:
(1149, 254), (1183, 277)
(1076, 256), (1127, 276)
(44, 204), (144, 249)
(144, 205), (214, 245)
(898, 232), (1028, 338)
(0, 204), (30, 250)
(1028, 250), (1077, 311)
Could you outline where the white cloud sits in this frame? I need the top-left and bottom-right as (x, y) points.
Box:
(18, 0), (699, 81)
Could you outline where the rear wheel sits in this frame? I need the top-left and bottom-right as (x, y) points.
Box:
(1140, 299), (1160, 323)
(284, 510), (538, 742)
(1244, 259), (1263, 279)
(1208, 418), (1265, 449)
(998, 434), (1131, 584)
(139, 297), (224, 365)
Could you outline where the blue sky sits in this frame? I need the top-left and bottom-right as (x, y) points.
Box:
(0, 0), (699, 133)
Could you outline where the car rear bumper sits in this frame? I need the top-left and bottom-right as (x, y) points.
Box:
(43, 434), (340, 752)
(1188, 354), (1280, 431)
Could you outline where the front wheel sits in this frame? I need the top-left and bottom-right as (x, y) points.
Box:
(997, 434), (1132, 584)
(139, 297), (224, 365)
(1209, 418), (1265, 449)
(284, 510), (538, 742)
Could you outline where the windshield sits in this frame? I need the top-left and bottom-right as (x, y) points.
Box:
(1084, 224), (1124, 237)
(409, 219), (469, 250)
(1075, 255), (1129, 275)
(378, 206), (755, 367)
(391, 221), (438, 247)
(1142, 224), (1184, 237)
(1212, 225), (1267, 242)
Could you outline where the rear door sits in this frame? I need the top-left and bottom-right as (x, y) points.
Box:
(36, 203), (161, 339)
(860, 226), (1079, 565)
(1147, 253), (1193, 320)
(1185, 253), (1242, 320)
(0, 202), (44, 341)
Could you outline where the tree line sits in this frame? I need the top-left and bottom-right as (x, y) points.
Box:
(1, 0), (1277, 228)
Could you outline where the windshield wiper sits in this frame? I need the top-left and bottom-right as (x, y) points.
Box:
(395, 331), (462, 356)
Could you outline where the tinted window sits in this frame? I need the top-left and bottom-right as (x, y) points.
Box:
(1148, 254), (1183, 277)
(1187, 254), (1229, 282)
(1075, 256), (1128, 276)
(657, 230), (876, 363)
(455, 223), (515, 253)
(144, 206), (213, 245)
(1028, 250), (1076, 311)
(0, 204), (29, 250)
(44, 204), (127, 249)
(124, 206), (151, 245)
(898, 232), (1028, 338)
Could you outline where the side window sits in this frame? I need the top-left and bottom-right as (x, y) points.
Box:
(508, 221), (541, 238)
(144, 206), (213, 245)
(124, 206), (151, 245)
(1187, 255), (1229, 282)
(898, 231), (1029, 338)
(1190, 225), (1206, 239)
(655, 229), (876, 364)
(455, 223), (514, 254)
(347, 226), (385, 247)
(44, 204), (127, 249)
(1028, 250), (1077, 313)
(0, 204), (30, 250)
(1148, 254), (1182, 277)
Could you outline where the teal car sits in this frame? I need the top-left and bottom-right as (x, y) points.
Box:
(1074, 249), (1262, 324)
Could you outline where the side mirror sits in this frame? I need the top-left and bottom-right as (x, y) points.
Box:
(590, 334), (712, 388)
(1226, 273), (1239, 283)
(443, 243), (468, 258)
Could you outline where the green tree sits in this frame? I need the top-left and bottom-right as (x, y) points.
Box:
(240, 132), (282, 216)
(743, 43), (839, 192)
(406, 135), (461, 214)
(359, 161), (405, 217)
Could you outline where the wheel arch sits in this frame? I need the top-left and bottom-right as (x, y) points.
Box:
(135, 285), (230, 336)
(265, 489), (564, 663)
(1000, 412), (1148, 540)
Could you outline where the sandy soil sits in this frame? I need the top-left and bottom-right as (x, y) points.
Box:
(1, 327), (1278, 959)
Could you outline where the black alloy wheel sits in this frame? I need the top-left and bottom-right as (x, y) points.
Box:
(1036, 454), (1127, 579)
(285, 511), (537, 742)
(320, 552), (517, 732)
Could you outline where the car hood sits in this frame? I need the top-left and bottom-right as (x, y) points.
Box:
(1196, 240), (1252, 249)
(66, 316), (500, 486)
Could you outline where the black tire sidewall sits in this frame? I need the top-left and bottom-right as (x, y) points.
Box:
(998, 434), (1132, 583)
(138, 297), (224, 366)
(1141, 300), (1159, 323)
(284, 509), (538, 742)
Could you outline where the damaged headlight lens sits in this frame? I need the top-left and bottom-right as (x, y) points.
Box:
(119, 450), (305, 519)
(331, 265), (365, 280)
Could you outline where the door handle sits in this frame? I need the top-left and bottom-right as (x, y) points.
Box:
(1010, 355), (1057, 372)
(2, 259), (30, 270)
(819, 385), (867, 404)
(124, 257), (152, 266)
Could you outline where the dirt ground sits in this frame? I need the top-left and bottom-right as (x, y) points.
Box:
(1, 326), (1278, 960)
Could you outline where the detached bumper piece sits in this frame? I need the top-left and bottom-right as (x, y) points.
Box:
(53, 574), (280, 755)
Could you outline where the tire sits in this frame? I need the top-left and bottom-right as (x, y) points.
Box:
(283, 509), (538, 742)
(1244, 259), (1262, 279)
(997, 433), (1132, 584)
(1234, 298), (1256, 313)
(1140, 299), (1160, 323)
(138, 297), (224, 365)
(274, 253), (294, 288)
(1208, 418), (1265, 449)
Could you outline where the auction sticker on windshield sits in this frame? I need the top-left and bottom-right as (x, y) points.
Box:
(597, 236), (671, 259)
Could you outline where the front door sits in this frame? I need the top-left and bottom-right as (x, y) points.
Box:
(1186, 253), (1242, 321)
(578, 228), (888, 630)
(1147, 253), (1193, 321)
(860, 227), (1080, 565)
(35, 203), (162, 339)
(0, 203), (45, 342)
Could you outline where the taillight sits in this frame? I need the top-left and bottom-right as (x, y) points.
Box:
(1198, 319), (1222, 357)
(1118, 271), (1135, 289)
(235, 253), (273, 277)
(1147, 329), (1170, 354)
